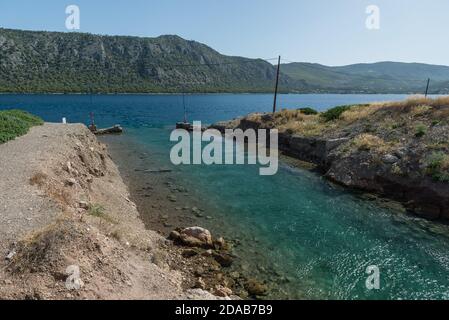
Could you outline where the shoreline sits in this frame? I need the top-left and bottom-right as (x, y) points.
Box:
(210, 98), (449, 221)
(100, 133), (285, 299)
(0, 123), (237, 300)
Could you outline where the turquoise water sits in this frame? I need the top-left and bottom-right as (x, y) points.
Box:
(2, 94), (449, 299)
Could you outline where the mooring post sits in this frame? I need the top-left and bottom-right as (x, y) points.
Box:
(272, 55), (281, 114)
(425, 78), (431, 98)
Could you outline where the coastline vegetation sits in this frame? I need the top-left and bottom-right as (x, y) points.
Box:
(240, 96), (449, 185)
(0, 109), (43, 144)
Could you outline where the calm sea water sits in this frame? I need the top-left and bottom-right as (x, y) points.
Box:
(2, 94), (449, 300)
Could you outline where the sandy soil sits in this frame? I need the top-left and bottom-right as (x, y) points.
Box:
(0, 123), (222, 300)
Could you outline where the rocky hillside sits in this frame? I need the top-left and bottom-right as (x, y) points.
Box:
(212, 96), (449, 220)
(0, 28), (302, 93)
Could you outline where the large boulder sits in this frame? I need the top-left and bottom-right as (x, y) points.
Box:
(170, 227), (213, 248)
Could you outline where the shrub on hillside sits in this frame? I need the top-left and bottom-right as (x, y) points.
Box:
(321, 105), (353, 122)
(298, 107), (318, 115)
(0, 110), (43, 144)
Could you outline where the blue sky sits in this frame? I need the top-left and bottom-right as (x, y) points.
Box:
(1, 0), (448, 66)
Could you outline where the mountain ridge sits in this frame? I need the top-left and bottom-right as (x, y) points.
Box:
(1, 28), (449, 94)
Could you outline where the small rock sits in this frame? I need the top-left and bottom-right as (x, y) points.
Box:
(168, 230), (181, 241)
(229, 272), (240, 280)
(382, 154), (399, 164)
(64, 161), (72, 173)
(245, 279), (268, 296)
(194, 268), (205, 277)
(65, 178), (76, 186)
(78, 201), (89, 210)
(5, 250), (16, 261)
(214, 285), (233, 297)
(213, 237), (227, 250)
(182, 249), (199, 258)
(202, 249), (213, 257)
(213, 252), (234, 267)
(195, 278), (206, 290)
(394, 148), (407, 159)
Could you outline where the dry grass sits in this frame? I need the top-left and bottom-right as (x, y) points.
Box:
(281, 119), (328, 136)
(378, 96), (449, 113)
(410, 105), (433, 117)
(243, 96), (449, 137)
(351, 134), (389, 152)
(29, 171), (48, 187)
(340, 104), (382, 123)
(274, 109), (306, 123)
(9, 216), (80, 274)
(30, 171), (72, 207)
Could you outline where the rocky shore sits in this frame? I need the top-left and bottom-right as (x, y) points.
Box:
(99, 134), (274, 299)
(211, 97), (449, 221)
(0, 123), (244, 299)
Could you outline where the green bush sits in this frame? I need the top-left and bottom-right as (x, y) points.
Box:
(320, 105), (352, 122)
(88, 204), (106, 217)
(298, 107), (318, 115)
(415, 124), (427, 138)
(0, 110), (43, 144)
(425, 152), (449, 182)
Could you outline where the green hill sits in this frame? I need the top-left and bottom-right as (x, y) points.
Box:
(281, 62), (449, 94)
(0, 28), (304, 93)
(2, 28), (449, 94)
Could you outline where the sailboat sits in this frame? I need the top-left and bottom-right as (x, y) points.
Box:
(176, 92), (194, 131)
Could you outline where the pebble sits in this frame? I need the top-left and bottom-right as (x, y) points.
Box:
(5, 250), (16, 261)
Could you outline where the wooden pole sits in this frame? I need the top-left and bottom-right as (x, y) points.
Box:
(425, 78), (430, 98)
(272, 55), (281, 114)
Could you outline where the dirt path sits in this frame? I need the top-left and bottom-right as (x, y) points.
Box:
(0, 123), (222, 300)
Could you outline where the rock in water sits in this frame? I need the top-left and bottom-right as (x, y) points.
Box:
(245, 279), (268, 296)
(213, 252), (234, 267)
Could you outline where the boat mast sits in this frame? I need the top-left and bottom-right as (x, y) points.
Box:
(183, 91), (187, 123)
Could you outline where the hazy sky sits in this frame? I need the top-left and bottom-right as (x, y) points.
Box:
(1, 0), (448, 66)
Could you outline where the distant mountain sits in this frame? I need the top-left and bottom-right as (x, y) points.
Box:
(0, 28), (304, 93)
(1, 28), (449, 94)
(281, 62), (449, 94)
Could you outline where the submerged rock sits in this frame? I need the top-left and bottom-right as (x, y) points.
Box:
(213, 252), (234, 267)
(245, 279), (268, 296)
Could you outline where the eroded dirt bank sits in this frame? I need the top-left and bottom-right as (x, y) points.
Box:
(0, 123), (227, 300)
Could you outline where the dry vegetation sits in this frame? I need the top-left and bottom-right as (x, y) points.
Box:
(238, 96), (449, 181)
